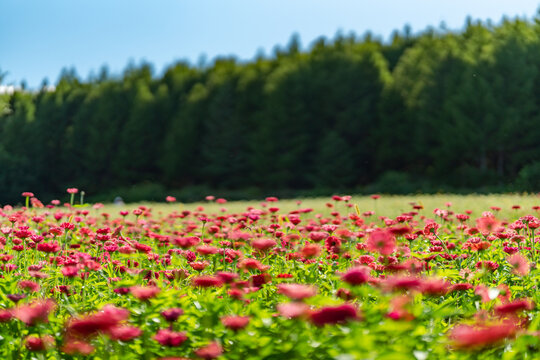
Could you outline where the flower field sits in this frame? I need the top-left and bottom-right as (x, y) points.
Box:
(1, 191), (540, 359)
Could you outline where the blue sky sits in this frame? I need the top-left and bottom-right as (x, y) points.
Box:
(2, 0), (539, 88)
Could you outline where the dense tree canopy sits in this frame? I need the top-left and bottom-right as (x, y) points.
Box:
(1, 17), (539, 204)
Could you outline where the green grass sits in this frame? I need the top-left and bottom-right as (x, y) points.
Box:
(99, 193), (540, 220)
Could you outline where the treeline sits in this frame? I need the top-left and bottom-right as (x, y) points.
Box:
(1, 17), (540, 204)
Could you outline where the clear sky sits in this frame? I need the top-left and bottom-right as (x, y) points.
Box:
(2, 0), (539, 88)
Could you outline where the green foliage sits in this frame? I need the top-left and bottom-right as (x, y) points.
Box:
(517, 162), (540, 191)
(2, 17), (540, 203)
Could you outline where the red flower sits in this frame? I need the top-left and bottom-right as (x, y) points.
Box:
(0, 309), (13, 322)
(301, 244), (322, 258)
(221, 315), (250, 331)
(450, 322), (517, 349)
(309, 304), (359, 326)
(238, 258), (270, 272)
(308, 232), (328, 242)
(153, 329), (188, 347)
(13, 299), (56, 326)
(62, 266), (78, 278)
(216, 271), (238, 284)
(130, 286), (160, 301)
(114, 287), (130, 295)
(423, 222), (440, 237)
(197, 245), (219, 256)
(341, 267), (370, 286)
(66, 305), (129, 338)
(277, 283), (317, 300)
(251, 238), (277, 252)
(37, 241), (61, 253)
(107, 326), (142, 341)
(67, 188), (79, 194)
(190, 261), (209, 271)
(134, 242), (152, 253)
(324, 236), (342, 253)
(195, 342), (223, 359)
(366, 229), (396, 256)
(61, 340), (95, 356)
(388, 226), (412, 237)
(25, 335), (54, 351)
(161, 308), (184, 323)
(192, 276), (223, 288)
(419, 278), (451, 296)
(383, 276), (422, 292)
(22, 192), (34, 197)
(251, 273), (271, 288)
(450, 283), (473, 292)
(18, 280), (40, 292)
(166, 196), (176, 202)
(494, 299), (534, 316)
(475, 261), (499, 271)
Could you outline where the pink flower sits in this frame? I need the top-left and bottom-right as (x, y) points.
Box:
(476, 216), (500, 235)
(13, 299), (56, 326)
(341, 267), (370, 286)
(507, 253), (530, 276)
(130, 286), (160, 301)
(18, 280), (40, 292)
(251, 238), (277, 252)
(66, 305), (129, 338)
(366, 229), (396, 256)
(277, 284), (317, 300)
(383, 276), (422, 292)
(450, 322), (517, 349)
(195, 342), (223, 359)
(277, 302), (309, 318)
(62, 266), (78, 278)
(419, 278), (451, 296)
(308, 232), (328, 242)
(62, 340), (95, 355)
(221, 315), (250, 331)
(107, 326), (142, 341)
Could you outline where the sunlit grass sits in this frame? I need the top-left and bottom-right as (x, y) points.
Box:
(99, 193), (540, 220)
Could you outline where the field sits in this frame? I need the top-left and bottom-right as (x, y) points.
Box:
(1, 192), (540, 359)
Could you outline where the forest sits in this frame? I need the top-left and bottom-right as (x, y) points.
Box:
(1, 17), (539, 204)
